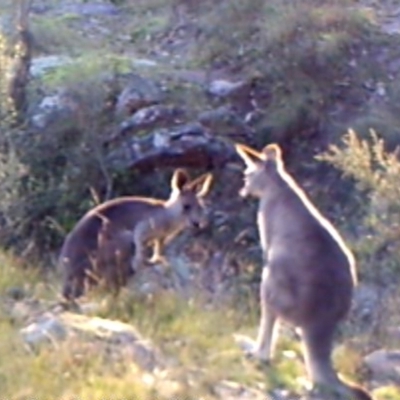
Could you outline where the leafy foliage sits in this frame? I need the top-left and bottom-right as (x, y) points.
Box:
(318, 129), (400, 282)
(0, 53), (130, 256)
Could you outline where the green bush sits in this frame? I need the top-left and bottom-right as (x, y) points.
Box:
(0, 53), (130, 258)
(318, 129), (400, 283)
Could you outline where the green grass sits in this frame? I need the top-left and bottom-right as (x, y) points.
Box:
(31, 15), (86, 55)
(0, 248), (386, 399)
(187, 0), (382, 146)
(0, 251), (39, 294)
(193, 0), (374, 70)
(38, 51), (130, 89)
(0, 320), (155, 399)
(373, 386), (400, 400)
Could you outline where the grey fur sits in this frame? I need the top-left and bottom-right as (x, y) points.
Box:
(59, 169), (213, 299)
(235, 143), (372, 400)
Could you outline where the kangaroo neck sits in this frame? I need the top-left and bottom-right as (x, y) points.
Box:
(258, 176), (288, 212)
(161, 201), (185, 232)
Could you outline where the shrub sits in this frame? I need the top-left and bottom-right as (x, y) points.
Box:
(318, 129), (400, 283)
(0, 53), (131, 258)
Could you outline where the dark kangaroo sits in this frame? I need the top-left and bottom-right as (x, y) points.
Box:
(59, 169), (213, 299)
(235, 142), (372, 400)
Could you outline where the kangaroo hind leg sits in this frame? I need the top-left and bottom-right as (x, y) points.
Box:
(301, 323), (343, 393)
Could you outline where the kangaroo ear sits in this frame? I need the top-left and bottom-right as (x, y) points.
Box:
(235, 143), (265, 169)
(171, 168), (190, 191)
(262, 143), (282, 161)
(189, 173), (213, 198)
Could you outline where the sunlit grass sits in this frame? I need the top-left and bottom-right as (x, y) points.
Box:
(373, 386), (400, 400)
(97, 288), (313, 394)
(0, 248), (381, 399)
(0, 318), (157, 399)
(0, 251), (40, 294)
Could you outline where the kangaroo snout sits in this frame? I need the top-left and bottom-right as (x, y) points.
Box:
(187, 202), (212, 231)
(239, 181), (250, 198)
(190, 220), (202, 229)
(239, 168), (259, 198)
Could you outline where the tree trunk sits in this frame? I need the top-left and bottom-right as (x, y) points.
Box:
(8, 0), (33, 121)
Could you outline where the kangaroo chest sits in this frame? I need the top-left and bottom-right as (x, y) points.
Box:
(137, 214), (184, 243)
(257, 207), (269, 263)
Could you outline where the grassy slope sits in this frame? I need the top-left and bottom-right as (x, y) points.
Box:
(1, 252), (396, 399)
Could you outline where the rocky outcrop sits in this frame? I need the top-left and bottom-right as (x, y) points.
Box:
(20, 311), (164, 372)
(364, 349), (400, 383)
(106, 123), (236, 173)
(115, 73), (165, 117)
(28, 58), (249, 177)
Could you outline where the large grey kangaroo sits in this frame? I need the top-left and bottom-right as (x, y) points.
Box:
(59, 169), (213, 300)
(235, 143), (372, 400)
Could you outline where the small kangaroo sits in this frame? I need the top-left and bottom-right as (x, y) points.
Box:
(235, 143), (372, 400)
(59, 169), (213, 300)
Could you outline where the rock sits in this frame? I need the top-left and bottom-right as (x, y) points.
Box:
(19, 312), (164, 372)
(198, 106), (253, 141)
(381, 18), (400, 36)
(131, 58), (158, 68)
(30, 55), (72, 78)
(20, 313), (68, 347)
(66, 313), (163, 371)
(141, 369), (187, 397)
(115, 74), (165, 116)
(214, 380), (266, 400)
(351, 283), (381, 325)
(65, 3), (120, 17)
(78, 301), (104, 315)
(151, 376), (186, 398)
(6, 286), (26, 300)
(106, 123), (235, 173)
(30, 91), (79, 129)
(364, 349), (400, 382)
(233, 333), (257, 355)
(8, 299), (45, 323)
(41, 2), (120, 18)
(130, 263), (172, 296)
(118, 104), (185, 137)
(376, 81), (386, 97)
(272, 389), (298, 400)
(152, 123), (206, 148)
(207, 79), (251, 99)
